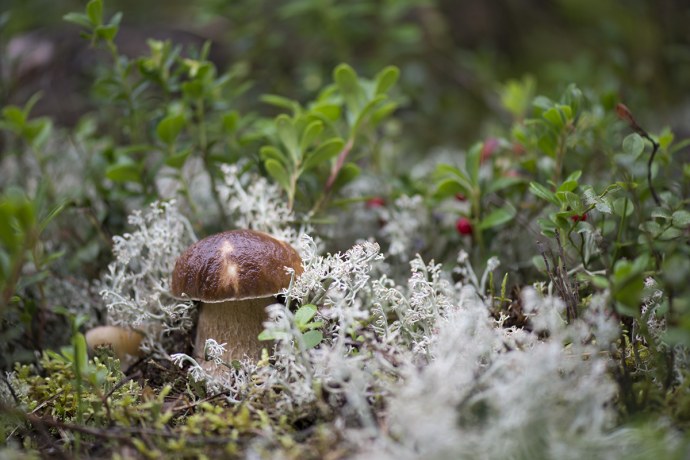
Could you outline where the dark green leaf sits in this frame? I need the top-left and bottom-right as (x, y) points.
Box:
(222, 112), (239, 134)
(105, 162), (142, 184)
(331, 162), (360, 192)
(156, 114), (185, 144)
(164, 148), (192, 169)
(479, 206), (516, 230)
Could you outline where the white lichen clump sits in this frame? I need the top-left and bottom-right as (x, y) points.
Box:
(98, 201), (196, 352)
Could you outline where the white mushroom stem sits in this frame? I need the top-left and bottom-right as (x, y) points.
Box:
(194, 297), (273, 369)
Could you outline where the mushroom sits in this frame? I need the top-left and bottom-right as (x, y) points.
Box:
(171, 229), (303, 368)
(85, 325), (144, 366)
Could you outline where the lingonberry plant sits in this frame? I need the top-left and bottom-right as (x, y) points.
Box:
(1, 0), (690, 458)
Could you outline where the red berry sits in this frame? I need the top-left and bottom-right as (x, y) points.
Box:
(366, 197), (386, 208)
(456, 217), (473, 235)
(571, 213), (587, 222)
(481, 138), (499, 163)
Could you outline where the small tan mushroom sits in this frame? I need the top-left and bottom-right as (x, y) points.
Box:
(171, 229), (303, 369)
(85, 325), (144, 364)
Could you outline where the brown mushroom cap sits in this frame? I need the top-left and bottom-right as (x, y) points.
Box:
(171, 229), (303, 302)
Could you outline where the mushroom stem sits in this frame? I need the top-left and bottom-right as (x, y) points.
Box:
(194, 297), (273, 369)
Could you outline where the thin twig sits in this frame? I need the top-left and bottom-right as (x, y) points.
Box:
(616, 103), (661, 206)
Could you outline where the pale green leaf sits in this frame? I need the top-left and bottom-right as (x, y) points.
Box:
(264, 159), (291, 193)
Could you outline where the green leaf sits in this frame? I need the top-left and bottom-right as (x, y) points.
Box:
(612, 259), (644, 315)
(374, 66), (400, 95)
(260, 146), (287, 164)
(63, 12), (92, 28)
(353, 94), (386, 132)
(24, 118), (52, 147)
(529, 182), (558, 205)
(95, 24), (118, 41)
(479, 206), (516, 230)
(294, 304), (317, 328)
(264, 159), (291, 193)
(164, 147), (192, 169)
(301, 330), (323, 349)
(302, 138), (344, 171)
(537, 217), (558, 237)
(276, 115), (299, 163)
(334, 64), (364, 114)
(300, 120), (324, 152)
(73, 332), (89, 374)
(86, 0), (103, 26)
(257, 330), (273, 341)
(434, 178), (467, 199)
(370, 101), (398, 126)
(435, 164), (472, 189)
(543, 107), (564, 129)
(557, 180), (578, 193)
(334, 64), (360, 95)
(258, 329), (290, 341)
(486, 176), (523, 194)
(261, 94), (301, 113)
(671, 210), (690, 228)
(466, 143), (482, 185)
(311, 103), (341, 121)
(622, 133), (645, 158)
(39, 200), (69, 234)
(156, 114), (185, 145)
(331, 162), (360, 192)
(612, 197), (633, 217)
(105, 162), (142, 183)
(222, 112), (239, 134)
(2, 106), (26, 130)
(651, 208), (671, 220)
